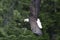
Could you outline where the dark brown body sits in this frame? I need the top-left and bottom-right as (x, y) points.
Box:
(29, 0), (42, 35)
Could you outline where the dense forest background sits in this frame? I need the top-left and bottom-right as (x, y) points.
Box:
(0, 0), (60, 40)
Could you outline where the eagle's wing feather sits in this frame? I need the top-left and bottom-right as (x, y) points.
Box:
(29, 0), (42, 35)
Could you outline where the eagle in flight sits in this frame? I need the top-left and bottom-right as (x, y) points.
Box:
(24, 0), (42, 35)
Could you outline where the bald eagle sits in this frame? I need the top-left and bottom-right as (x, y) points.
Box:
(24, 0), (42, 35)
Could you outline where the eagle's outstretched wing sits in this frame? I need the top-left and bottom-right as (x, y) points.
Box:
(29, 0), (42, 36)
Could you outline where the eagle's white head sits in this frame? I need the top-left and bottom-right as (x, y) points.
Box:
(24, 18), (29, 22)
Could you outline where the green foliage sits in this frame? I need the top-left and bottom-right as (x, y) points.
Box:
(0, 0), (60, 40)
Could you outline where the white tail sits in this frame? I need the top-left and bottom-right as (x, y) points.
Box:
(37, 19), (42, 29)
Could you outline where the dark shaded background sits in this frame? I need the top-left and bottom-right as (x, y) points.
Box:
(0, 0), (60, 40)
